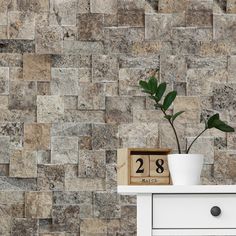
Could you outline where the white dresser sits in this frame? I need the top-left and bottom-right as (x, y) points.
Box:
(118, 185), (236, 236)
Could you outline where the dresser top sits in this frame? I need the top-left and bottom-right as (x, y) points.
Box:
(118, 185), (236, 195)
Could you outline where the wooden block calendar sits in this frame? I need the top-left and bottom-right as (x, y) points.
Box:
(117, 148), (171, 185)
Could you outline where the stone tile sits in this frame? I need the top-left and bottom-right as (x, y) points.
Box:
(0, 205), (12, 236)
(187, 137), (215, 164)
(0, 40), (35, 53)
(9, 150), (37, 178)
(50, 0), (77, 26)
(16, 0), (49, 12)
(106, 163), (117, 191)
(0, 136), (10, 163)
(51, 136), (78, 164)
(133, 109), (163, 123)
(36, 26), (63, 54)
(174, 96), (201, 124)
(214, 14), (236, 42)
(91, 0), (117, 13)
(158, 0), (188, 13)
(53, 191), (92, 205)
(212, 84), (236, 111)
(186, 0), (213, 27)
(23, 54), (51, 81)
(145, 13), (173, 40)
(52, 123), (91, 137)
(172, 27), (213, 55)
(119, 55), (160, 69)
(92, 124), (118, 150)
(78, 13), (103, 41)
(94, 192), (120, 218)
(106, 96), (145, 124)
(37, 150), (51, 164)
(63, 110), (105, 123)
(0, 177), (37, 190)
(37, 82), (51, 95)
(11, 218), (38, 236)
(92, 55), (118, 83)
(52, 55), (80, 68)
(119, 68), (158, 96)
(119, 123), (159, 148)
(0, 67), (9, 95)
(77, 82), (105, 110)
(120, 206), (136, 232)
(227, 0), (236, 13)
(24, 123), (51, 150)
(65, 177), (106, 191)
(52, 205), (80, 232)
(51, 68), (79, 95)
(9, 67), (23, 80)
(80, 218), (107, 235)
(0, 122), (23, 149)
(78, 0), (90, 13)
(25, 191), (53, 218)
(118, 9), (144, 27)
(174, 82), (187, 96)
(118, 0), (145, 10)
(8, 11), (35, 40)
(0, 164), (9, 176)
(0, 53), (22, 67)
(38, 164), (64, 191)
(160, 55), (187, 83)
(104, 27), (144, 54)
(78, 150), (106, 178)
(64, 96), (77, 110)
(9, 80), (37, 110)
(37, 95), (64, 123)
(78, 68), (92, 82)
(187, 68), (227, 96)
(228, 56), (236, 82)
(0, 26), (7, 39)
(213, 0), (227, 13)
(63, 41), (104, 54)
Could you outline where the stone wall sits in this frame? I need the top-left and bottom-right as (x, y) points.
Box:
(0, 0), (236, 235)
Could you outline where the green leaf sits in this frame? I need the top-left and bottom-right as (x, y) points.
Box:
(172, 111), (185, 122)
(148, 77), (158, 94)
(164, 115), (172, 121)
(207, 113), (220, 129)
(139, 80), (149, 90)
(212, 119), (235, 132)
(162, 91), (177, 111)
(155, 82), (167, 101)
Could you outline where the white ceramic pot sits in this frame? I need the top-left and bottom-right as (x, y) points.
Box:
(167, 154), (204, 185)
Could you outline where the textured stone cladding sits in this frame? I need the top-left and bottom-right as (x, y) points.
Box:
(0, 0), (235, 235)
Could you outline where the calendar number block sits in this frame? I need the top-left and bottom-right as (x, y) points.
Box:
(150, 155), (169, 177)
(131, 155), (149, 177)
(117, 148), (171, 186)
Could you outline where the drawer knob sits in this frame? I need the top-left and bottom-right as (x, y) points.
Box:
(211, 206), (221, 217)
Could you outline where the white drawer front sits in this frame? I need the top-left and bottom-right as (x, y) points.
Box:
(153, 194), (236, 229)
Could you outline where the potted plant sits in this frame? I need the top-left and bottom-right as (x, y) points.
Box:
(139, 77), (235, 185)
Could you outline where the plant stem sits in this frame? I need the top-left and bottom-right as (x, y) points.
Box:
(161, 108), (182, 154)
(186, 128), (208, 154)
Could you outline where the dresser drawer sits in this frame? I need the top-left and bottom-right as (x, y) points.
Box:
(153, 194), (236, 229)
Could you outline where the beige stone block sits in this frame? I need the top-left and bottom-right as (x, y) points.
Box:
(23, 54), (51, 81)
(65, 177), (106, 191)
(36, 25), (63, 54)
(8, 11), (35, 40)
(173, 96), (200, 124)
(80, 218), (107, 234)
(227, 0), (236, 13)
(51, 68), (79, 95)
(228, 56), (236, 82)
(24, 123), (51, 150)
(9, 150), (37, 178)
(0, 26), (7, 39)
(91, 0), (117, 13)
(37, 95), (64, 123)
(187, 137), (214, 164)
(25, 191), (52, 218)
